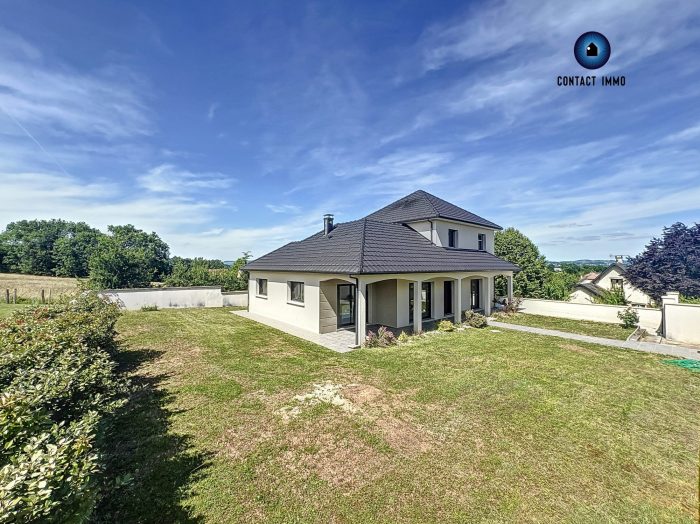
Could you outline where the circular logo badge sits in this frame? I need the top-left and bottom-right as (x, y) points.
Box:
(574, 31), (611, 69)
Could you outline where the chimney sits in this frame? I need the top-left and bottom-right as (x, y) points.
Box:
(615, 255), (623, 263)
(323, 214), (334, 235)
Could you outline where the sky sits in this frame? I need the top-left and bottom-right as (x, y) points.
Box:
(1, 0), (699, 262)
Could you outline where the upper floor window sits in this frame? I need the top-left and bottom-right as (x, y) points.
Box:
(448, 229), (458, 248)
(478, 233), (486, 251)
(289, 281), (304, 304)
(610, 278), (623, 291)
(256, 278), (268, 296)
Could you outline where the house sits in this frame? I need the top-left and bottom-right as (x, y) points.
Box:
(569, 256), (653, 306)
(244, 190), (519, 346)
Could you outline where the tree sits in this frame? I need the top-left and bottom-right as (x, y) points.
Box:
(163, 253), (252, 291)
(542, 271), (580, 300)
(625, 222), (700, 301)
(53, 223), (104, 277)
(0, 219), (70, 275)
(495, 228), (549, 298)
(88, 225), (170, 289)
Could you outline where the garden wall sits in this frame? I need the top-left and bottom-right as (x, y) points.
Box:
(100, 286), (248, 310)
(663, 303), (700, 345)
(222, 291), (248, 307)
(519, 299), (662, 333)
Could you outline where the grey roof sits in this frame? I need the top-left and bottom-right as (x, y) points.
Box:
(592, 262), (626, 284)
(245, 218), (519, 275)
(574, 282), (605, 297)
(366, 190), (502, 230)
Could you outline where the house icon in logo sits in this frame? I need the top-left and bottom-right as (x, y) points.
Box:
(586, 42), (598, 57)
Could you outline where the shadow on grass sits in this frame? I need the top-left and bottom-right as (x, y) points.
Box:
(92, 347), (211, 523)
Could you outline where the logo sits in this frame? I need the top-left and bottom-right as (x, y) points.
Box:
(574, 31), (611, 69)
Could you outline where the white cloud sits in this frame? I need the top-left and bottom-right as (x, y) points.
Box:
(207, 102), (220, 121)
(266, 204), (301, 214)
(137, 164), (236, 193)
(0, 30), (152, 139)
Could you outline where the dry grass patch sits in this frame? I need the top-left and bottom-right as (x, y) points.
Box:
(280, 415), (393, 492)
(0, 272), (78, 301)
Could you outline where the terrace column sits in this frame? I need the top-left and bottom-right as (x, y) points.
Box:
(507, 274), (514, 303)
(455, 277), (462, 323)
(483, 277), (493, 316)
(356, 280), (367, 346)
(413, 279), (423, 334)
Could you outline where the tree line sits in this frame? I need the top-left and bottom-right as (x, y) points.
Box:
(0, 219), (250, 290)
(494, 223), (700, 303)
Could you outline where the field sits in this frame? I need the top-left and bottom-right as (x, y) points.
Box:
(492, 312), (635, 340)
(96, 307), (700, 523)
(0, 272), (78, 302)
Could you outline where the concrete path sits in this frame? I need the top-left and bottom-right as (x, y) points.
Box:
(232, 310), (357, 353)
(488, 320), (700, 361)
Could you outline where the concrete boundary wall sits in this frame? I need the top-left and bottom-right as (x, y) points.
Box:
(519, 299), (662, 333)
(663, 302), (700, 345)
(222, 291), (248, 307)
(100, 286), (248, 310)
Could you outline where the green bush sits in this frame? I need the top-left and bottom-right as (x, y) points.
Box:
(617, 306), (640, 329)
(437, 320), (455, 332)
(463, 310), (488, 328)
(594, 288), (627, 305)
(141, 304), (159, 312)
(397, 331), (410, 344)
(0, 292), (125, 523)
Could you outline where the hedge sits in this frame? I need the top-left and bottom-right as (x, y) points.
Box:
(0, 293), (126, 523)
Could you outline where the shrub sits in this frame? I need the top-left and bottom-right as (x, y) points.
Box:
(141, 304), (159, 312)
(463, 310), (488, 328)
(594, 288), (627, 305)
(437, 320), (455, 332)
(364, 326), (396, 348)
(617, 306), (640, 329)
(0, 292), (125, 522)
(502, 296), (522, 314)
(397, 331), (410, 344)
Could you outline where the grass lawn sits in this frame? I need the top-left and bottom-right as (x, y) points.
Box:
(96, 308), (700, 523)
(0, 303), (29, 318)
(492, 312), (635, 340)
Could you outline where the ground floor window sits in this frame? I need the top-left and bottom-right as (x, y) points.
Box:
(256, 278), (267, 296)
(337, 284), (355, 327)
(409, 282), (432, 322)
(288, 281), (304, 304)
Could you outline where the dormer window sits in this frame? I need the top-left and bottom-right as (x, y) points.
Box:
(478, 233), (486, 251)
(448, 229), (458, 248)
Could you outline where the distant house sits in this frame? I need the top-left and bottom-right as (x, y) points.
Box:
(244, 190), (519, 345)
(569, 256), (652, 306)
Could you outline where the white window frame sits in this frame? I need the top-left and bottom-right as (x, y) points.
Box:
(288, 281), (305, 305)
(478, 233), (486, 251)
(256, 278), (268, 297)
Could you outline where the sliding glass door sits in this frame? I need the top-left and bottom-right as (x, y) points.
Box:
(409, 282), (432, 322)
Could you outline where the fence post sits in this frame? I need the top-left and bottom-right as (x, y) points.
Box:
(41, 289), (45, 304)
(13, 289), (17, 304)
(4, 289), (8, 304)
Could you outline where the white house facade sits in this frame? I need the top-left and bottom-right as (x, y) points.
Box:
(245, 190), (518, 346)
(569, 257), (653, 306)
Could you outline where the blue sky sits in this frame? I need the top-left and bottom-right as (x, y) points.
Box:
(1, 1), (699, 261)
